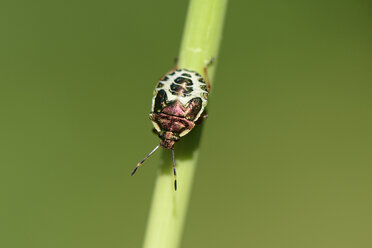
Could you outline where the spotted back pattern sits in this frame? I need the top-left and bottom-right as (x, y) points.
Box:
(151, 69), (209, 126)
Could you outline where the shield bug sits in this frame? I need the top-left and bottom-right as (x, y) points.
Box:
(131, 59), (214, 190)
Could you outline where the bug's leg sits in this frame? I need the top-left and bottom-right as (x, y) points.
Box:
(204, 57), (215, 91)
(173, 57), (179, 70)
(159, 58), (179, 81)
(131, 145), (160, 176)
(195, 109), (208, 125)
(172, 148), (177, 191)
(168, 57), (179, 73)
(201, 110), (208, 119)
(152, 128), (158, 135)
(169, 57), (179, 72)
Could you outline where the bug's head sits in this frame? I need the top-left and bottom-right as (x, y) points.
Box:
(159, 131), (179, 149)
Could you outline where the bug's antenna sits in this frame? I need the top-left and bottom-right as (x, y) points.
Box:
(172, 148), (177, 191)
(131, 145), (160, 176)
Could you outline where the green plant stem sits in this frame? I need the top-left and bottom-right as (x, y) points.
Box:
(142, 1), (228, 248)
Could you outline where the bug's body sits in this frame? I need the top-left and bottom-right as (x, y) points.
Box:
(150, 69), (209, 149)
(131, 59), (213, 190)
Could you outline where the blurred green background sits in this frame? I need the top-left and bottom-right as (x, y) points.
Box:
(1, 0), (371, 247)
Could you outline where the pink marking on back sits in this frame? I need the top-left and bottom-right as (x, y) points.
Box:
(162, 101), (187, 118)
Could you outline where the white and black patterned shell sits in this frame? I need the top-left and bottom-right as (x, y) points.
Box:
(151, 69), (209, 123)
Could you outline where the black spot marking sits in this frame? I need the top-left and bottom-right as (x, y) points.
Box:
(153, 89), (168, 112)
(198, 77), (205, 83)
(185, 97), (203, 120)
(200, 84), (207, 91)
(157, 82), (164, 88)
(169, 72), (176, 76)
(170, 83), (193, 97)
(175, 77), (193, 86)
(162, 76), (169, 81)
(181, 73), (192, 78)
(201, 92), (208, 100)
